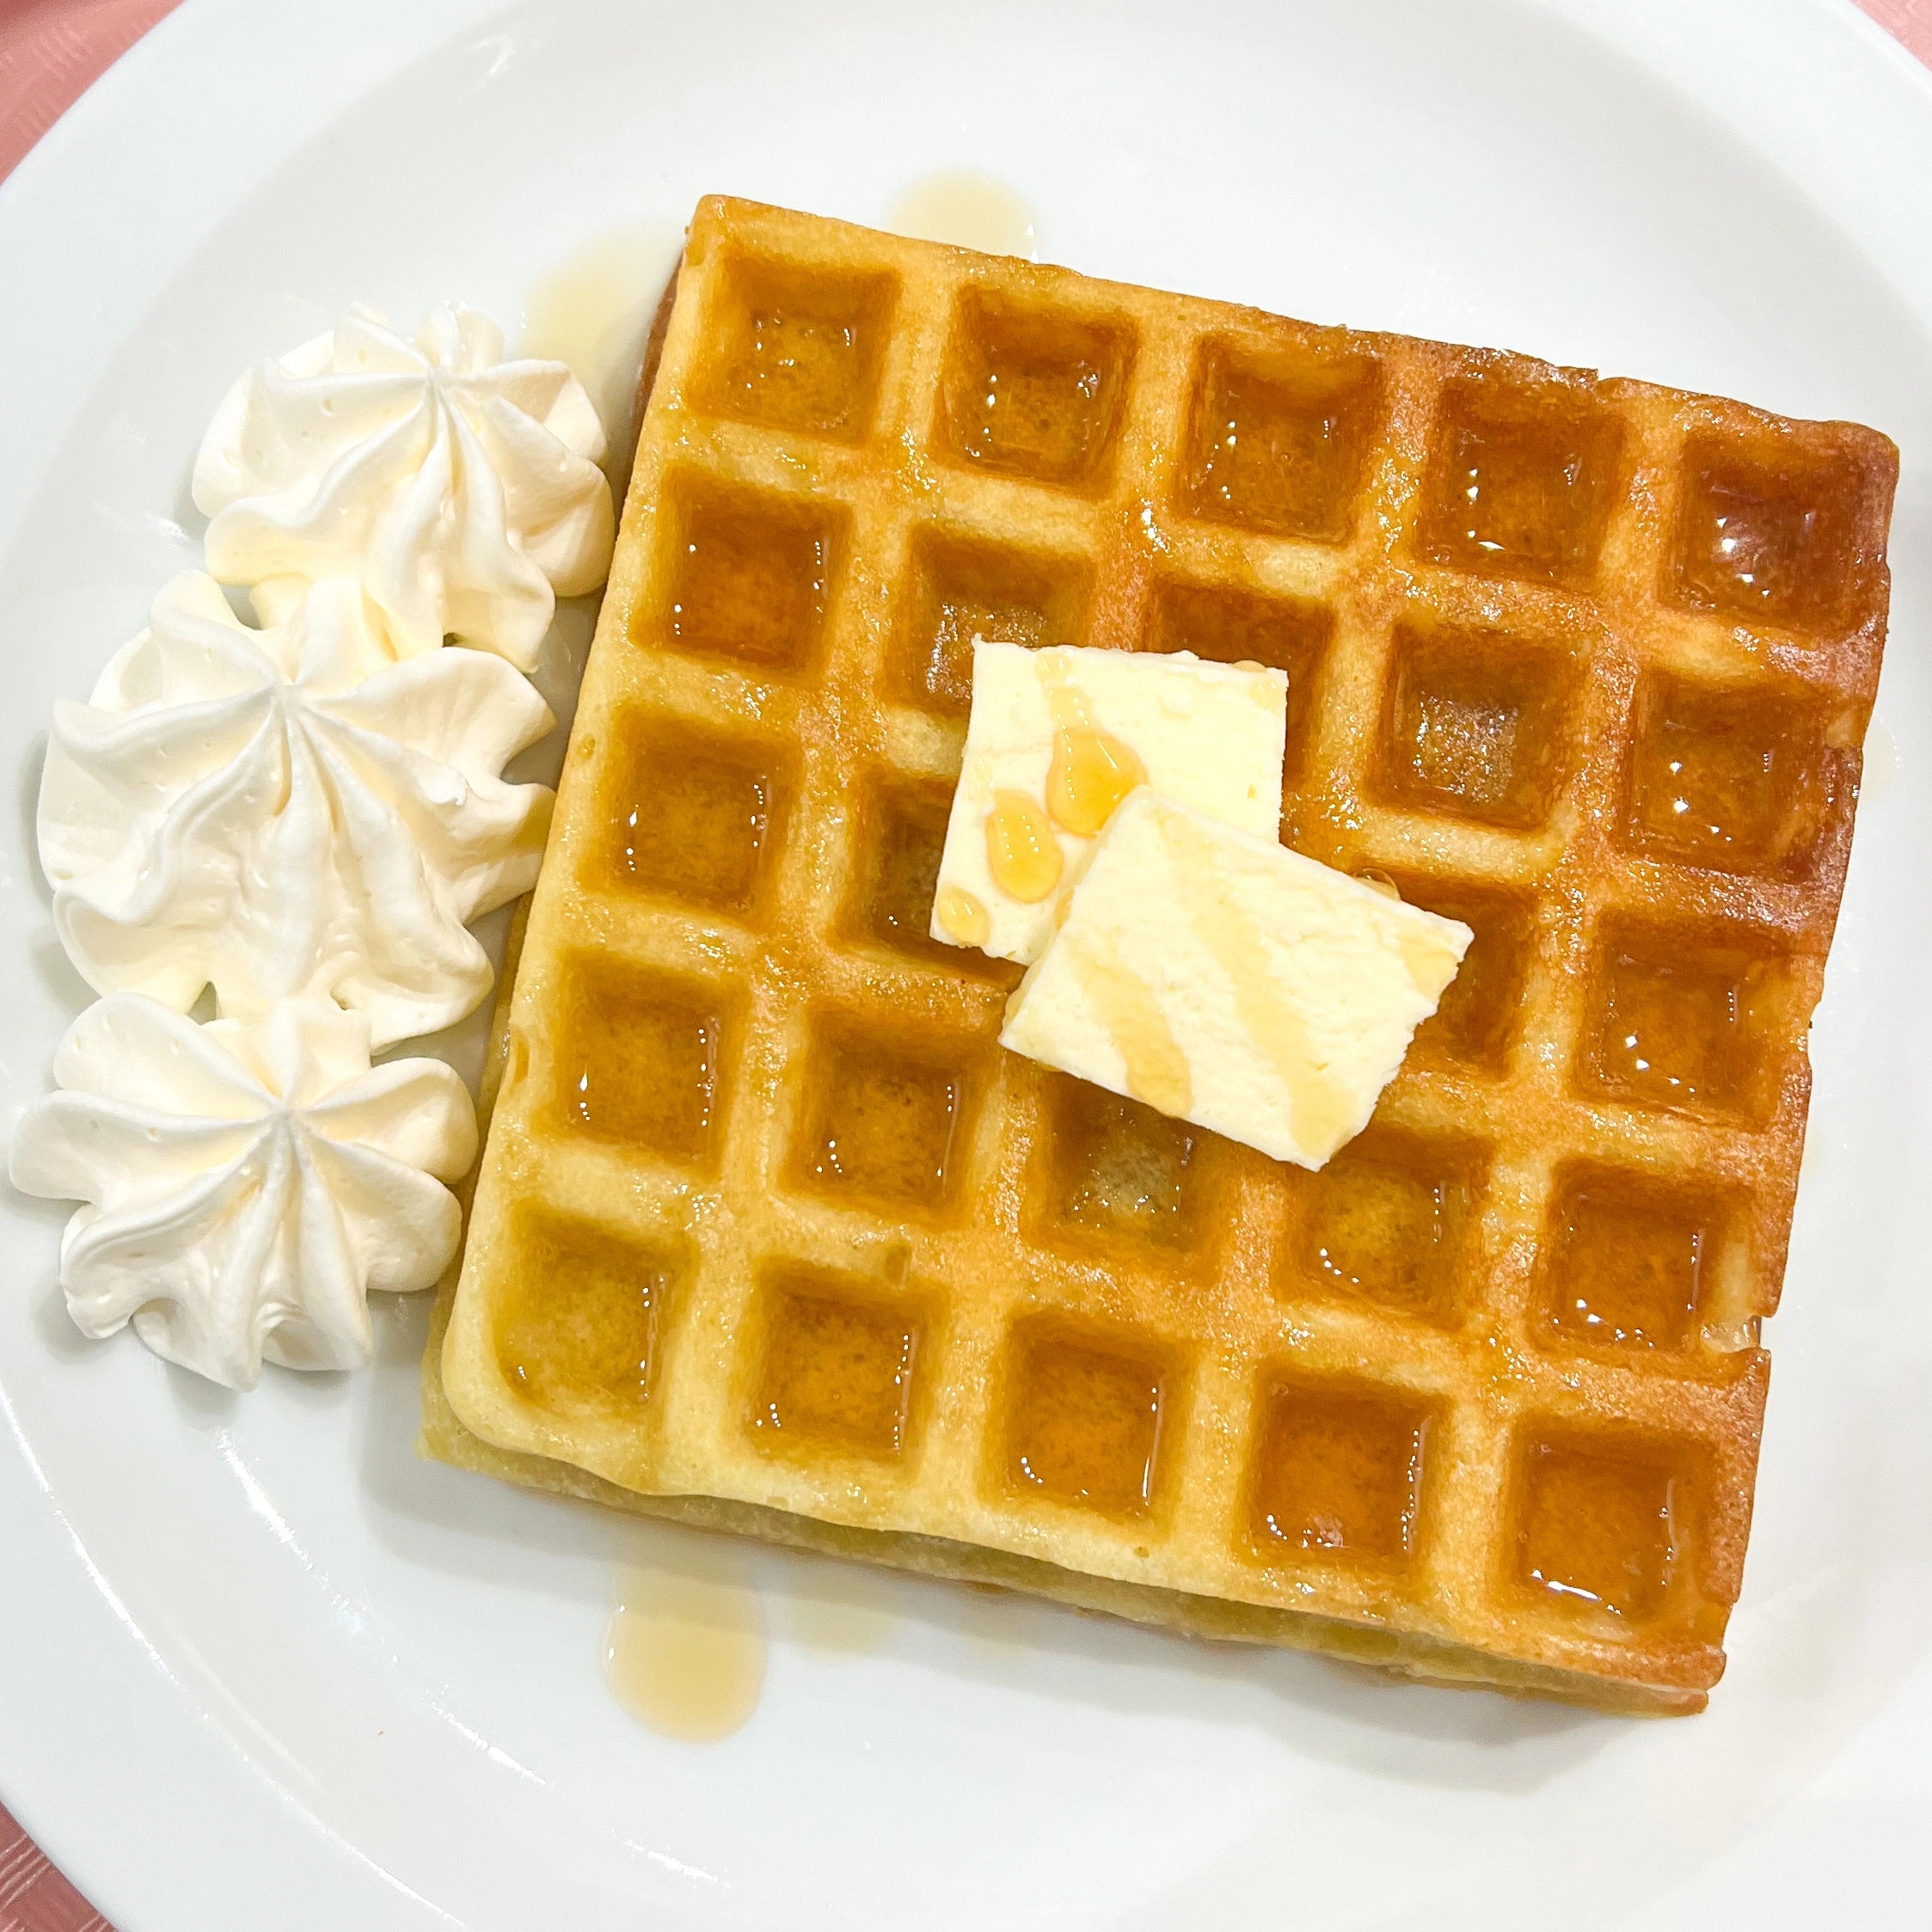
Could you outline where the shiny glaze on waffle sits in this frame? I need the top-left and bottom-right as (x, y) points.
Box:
(431, 198), (1897, 1712)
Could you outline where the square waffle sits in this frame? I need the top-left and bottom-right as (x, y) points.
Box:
(425, 196), (1897, 1713)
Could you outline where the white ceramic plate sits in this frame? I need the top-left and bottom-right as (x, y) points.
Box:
(3, 2), (1929, 1926)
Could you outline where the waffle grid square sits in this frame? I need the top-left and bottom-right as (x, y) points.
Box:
(434, 197), (1897, 1711)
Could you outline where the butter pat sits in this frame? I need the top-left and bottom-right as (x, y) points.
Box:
(931, 641), (1288, 966)
(1001, 792), (1472, 1168)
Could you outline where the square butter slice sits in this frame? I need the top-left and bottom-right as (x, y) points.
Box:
(1002, 789), (1473, 1168)
(930, 641), (1286, 966)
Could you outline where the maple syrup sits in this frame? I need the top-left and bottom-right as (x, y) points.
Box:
(1250, 1378), (1430, 1563)
(750, 1276), (921, 1461)
(1185, 343), (1379, 543)
(602, 719), (781, 912)
(984, 789), (1063, 901)
(1298, 1137), (1471, 1327)
(708, 257), (895, 443)
(1005, 1322), (1168, 1515)
(935, 885), (991, 948)
(887, 171), (1038, 258)
(1046, 725), (1144, 837)
(943, 295), (1131, 489)
(1062, 929), (1191, 1117)
(898, 531), (1089, 716)
(1592, 938), (1761, 1117)
(652, 485), (833, 674)
(494, 1208), (674, 1414)
(1416, 379), (1620, 586)
(1669, 436), (1862, 628)
(1047, 1081), (1200, 1252)
(1161, 808), (1351, 1152)
(1546, 1181), (1707, 1352)
(1517, 1441), (1683, 1622)
(606, 1552), (766, 1742)
(553, 960), (727, 1166)
(521, 223), (680, 484)
(796, 1029), (972, 1211)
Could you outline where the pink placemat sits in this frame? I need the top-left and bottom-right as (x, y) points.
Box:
(1, 0), (1929, 1926)
(0, 0), (185, 1907)
(1865, 0), (1932, 58)
(0, 0), (175, 186)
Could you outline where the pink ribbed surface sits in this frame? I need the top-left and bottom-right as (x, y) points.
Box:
(1861, 0), (1932, 58)
(0, 0), (177, 185)
(0, 1), (1926, 1926)
(3, 21), (188, 1932)
(0, 49), (170, 1892)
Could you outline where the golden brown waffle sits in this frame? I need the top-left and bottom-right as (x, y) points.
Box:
(427, 196), (1897, 1714)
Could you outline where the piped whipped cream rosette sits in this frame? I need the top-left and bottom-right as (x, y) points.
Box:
(9, 995), (477, 1390)
(193, 303), (615, 667)
(38, 569), (556, 1048)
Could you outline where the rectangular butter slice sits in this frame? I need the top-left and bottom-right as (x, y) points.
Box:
(1001, 790), (1472, 1168)
(931, 641), (1286, 966)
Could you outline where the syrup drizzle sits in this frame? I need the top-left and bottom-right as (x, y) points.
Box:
(1156, 810), (1353, 1155)
(1065, 927), (1192, 1117)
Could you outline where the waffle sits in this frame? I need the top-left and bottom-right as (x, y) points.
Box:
(426, 196), (1896, 1713)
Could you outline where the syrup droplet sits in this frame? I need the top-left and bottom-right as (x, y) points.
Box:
(935, 885), (992, 948)
(985, 790), (1063, 902)
(605, 1553), (767, 1743)
(1047, 726), (1146, 837)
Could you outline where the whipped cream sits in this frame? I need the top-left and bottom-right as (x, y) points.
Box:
(39, 570), (555, 1048)
(9, 995), (477, 1389)
(193, 304), (614, 667)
